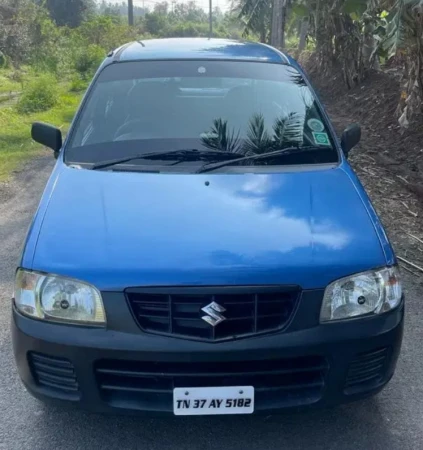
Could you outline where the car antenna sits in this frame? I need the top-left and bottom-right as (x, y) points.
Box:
(137, 40), (145, 47)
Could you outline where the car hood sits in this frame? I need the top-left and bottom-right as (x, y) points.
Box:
(32, 164), (387, 290)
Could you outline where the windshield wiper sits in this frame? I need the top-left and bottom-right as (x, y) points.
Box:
(91, 149), (237, 170)
(196, 146), (327, 174)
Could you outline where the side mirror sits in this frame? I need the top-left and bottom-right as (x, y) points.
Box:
(31, 122), (62, 153)
(341, 124), (361, 157)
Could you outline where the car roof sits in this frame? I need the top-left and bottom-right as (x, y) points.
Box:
(109, 38), (290, 65)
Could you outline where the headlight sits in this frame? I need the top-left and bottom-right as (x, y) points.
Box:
(14, 269), (106, 326)
(320, 266), (402, 322)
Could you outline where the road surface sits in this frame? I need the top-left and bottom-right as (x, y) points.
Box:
(0, 156), (422, 450)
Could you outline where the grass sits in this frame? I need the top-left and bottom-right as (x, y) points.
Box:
(0, 85), (82, 182)
(0, 68), (23, 95)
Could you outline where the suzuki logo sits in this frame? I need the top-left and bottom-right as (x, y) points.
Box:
(201, 302), (226, 327)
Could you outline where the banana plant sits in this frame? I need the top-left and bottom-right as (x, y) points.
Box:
(378, 0), (423, 126)
(380, 0), (423, 58)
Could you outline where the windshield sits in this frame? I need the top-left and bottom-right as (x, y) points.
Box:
(66, 60), (339, 171)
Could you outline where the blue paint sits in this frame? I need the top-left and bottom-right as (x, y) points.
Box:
(20, 39), (395, 292)
(114, 39), (286, 64)
(22, 159), (388, 291)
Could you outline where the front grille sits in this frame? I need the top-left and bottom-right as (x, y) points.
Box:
(28, 352), (79, 398)
(95, 356), (328, 411)
(126, 286), (300, 341)
(344, 348), (389, 394)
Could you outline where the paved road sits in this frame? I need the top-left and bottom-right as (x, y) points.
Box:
(0, 157), (422, 450)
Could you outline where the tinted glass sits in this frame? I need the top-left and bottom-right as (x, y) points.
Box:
(66, 61), (338, 169)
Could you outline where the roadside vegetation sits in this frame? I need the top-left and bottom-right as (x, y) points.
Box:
(0, 80), (81, 181)
(0, 0), (245, 179)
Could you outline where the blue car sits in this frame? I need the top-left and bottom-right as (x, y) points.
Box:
(12, 38), (403, 416)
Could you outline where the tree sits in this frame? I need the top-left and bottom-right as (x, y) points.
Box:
(0, 0), (39, 64)
(300, 0), (367, 88)
(236, 0), (272, 43)
(235, 0), (288, 46)
(171, 2), (207, 22)
(144, 12), (168, 34)
(42, 0), (95, 28)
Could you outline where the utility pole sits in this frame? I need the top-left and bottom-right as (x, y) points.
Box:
(128, 0), (134, 26)
(270, 0), (284, 49)
(209, 0), (213, 38)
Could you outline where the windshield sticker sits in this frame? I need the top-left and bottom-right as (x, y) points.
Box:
(313, 132), (331, 146)
(307, 119), (325, 132)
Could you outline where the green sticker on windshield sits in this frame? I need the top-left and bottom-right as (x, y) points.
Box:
(307, 119), (325, 132)
(313, 132), (330, 146)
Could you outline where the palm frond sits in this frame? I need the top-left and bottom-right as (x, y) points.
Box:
(243, 113), (272, 154)
(201, 118), (242, 154)
(272, 112), (304, 147)
(272, 116), (289, 147)
(283, 112), (305, 145)
(236, 0), (271, 40)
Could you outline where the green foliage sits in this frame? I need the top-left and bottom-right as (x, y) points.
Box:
(29, 7), (63, 73)
(0, 0), (39, 64)
(0, 51), (10, 69)
(285, 35), (300, 51)
(171, 1), (208, 22)
(236, 0), (271, 42)
(0, 69), (25, 95)
(378, 0), (419, 58)
(70, 74), (90, 92)
(41, 0), (96, 28)
(0, 87), (82, 181)
(165, 22), (204, 37)
(2, 0), (243, 70)
(78, 15), (138, 51)
(342, 0), (368, 16)
(17, 74), (59, 114)
(291, 3), (308, 17)
(143, 12), (169, 35)
(163, 21), (230, 38)
(74, 45), (105, 79)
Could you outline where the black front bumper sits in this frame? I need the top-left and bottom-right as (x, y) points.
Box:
(12, 290), (404, 415)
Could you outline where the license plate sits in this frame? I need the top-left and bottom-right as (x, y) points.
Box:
(173, 386), (254, 416)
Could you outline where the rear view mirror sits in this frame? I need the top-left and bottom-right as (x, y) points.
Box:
(32, 122), (62, 153)
(341, 124), (361, 157)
